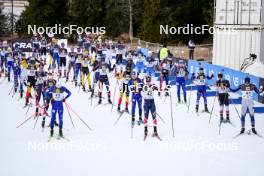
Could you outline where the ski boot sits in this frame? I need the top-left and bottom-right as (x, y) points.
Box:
(59, 128), (63, 137)
(225, 116), (230, 123)
(125, 107), (129, 113)
(108, 98), (112, 104)
(152, 127), (158, 137)
(98, 98), (102, 104)
(195, 105), (199, 113)
(204, 105), (209, 112)
(41, 120), (45, 128)
(20, 90), (23, 98)
(158, 92), (161, 97)
(165, 91), (169, 97)
(88, 85), (92, 92)
(144, 127), (148, 140)
(74, 80), (78, 87)
(184, 96), (187, 104)
(252, 127), (257, 134)
(138, 116), (143, 126)
(220, 116), (224, 123)
(177, 97), (181, 104)
(91, 89), (94, 98)
(240, 127), (245, 134)
(117, 106), (121, 112)
(131, 116), (135, 128)
(50, 128), (54, 137)
(82, 86), (86, 92)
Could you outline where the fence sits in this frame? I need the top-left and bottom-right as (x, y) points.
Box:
(129, 37), (213, 62)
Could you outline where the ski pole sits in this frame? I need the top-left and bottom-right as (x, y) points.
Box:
(187, 83), (193, 113)
(64, 102), (75, 128)
(169, 91), (175, 137)
(111, 79), (119, 112)
(113, 112), (124, 126)
(229, 98), (241, 120)
(8, 86), (14, 95)
(65, 102), (92, 131)
(33, 105), (41, 129)
(16, 113), (36, 128)
(209, 93), (217, 123)
(156, 112), (166, 124)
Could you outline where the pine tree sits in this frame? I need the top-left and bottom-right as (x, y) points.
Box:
(0, 3), (8, 37)
(16, 0), (70, 36)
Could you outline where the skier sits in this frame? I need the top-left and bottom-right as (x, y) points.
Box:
(51, 43), (60, 74)
(19, 55), (29, 98)
(145, 51), (156, 80)
(40, 36), (47, 60)
(24, 58), (38, 107)
(0, 47), (7, 78)
(174, 60), (189, 103)
(231, 77), (262, 134)
(115, 41), (124, 65)
(74, 49), (83, 87)
(45, 81), (71, 137)
(6, 49), (14, 82)
(13, 54), (21, 93)
(135, 52), (145, 76)
(128, 71), (143, 127)
(192, 67), (214, 112)
(42, 72), (57, 128)
(159, 57), (172, 96)
(143, 76), (159, 139)
(215, 72), (230, 123)
(97, 61), (112, 104)
(91, 55), (101, 98)
(58, 43), (68, 78)
(35, 64), (48, 116)
(81, 54), (92, 92)
(117, 70), (131, 112)
(66, 47), (76, 82)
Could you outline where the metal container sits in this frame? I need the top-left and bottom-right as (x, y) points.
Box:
(213, 0), (264, 71)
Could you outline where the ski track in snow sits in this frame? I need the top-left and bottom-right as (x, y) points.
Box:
(0, 76), (264, 176)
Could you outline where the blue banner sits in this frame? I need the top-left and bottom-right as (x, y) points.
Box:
(187, 60), (260, 101)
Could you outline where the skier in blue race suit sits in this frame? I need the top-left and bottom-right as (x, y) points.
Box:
(45, 82), (71, 137)
(6, 51), (14, 82)
(128, 71), (143, 127)
(230, 77), (263, 134)
(192, 67), (214, 112)
(174, 60), (189, 103)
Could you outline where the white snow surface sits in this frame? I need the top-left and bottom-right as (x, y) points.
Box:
(0, 75), (264, 176)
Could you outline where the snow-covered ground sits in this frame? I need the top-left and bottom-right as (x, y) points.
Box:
(0, 74), (264, 176)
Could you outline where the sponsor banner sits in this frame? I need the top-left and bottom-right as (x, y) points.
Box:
(13, 38), (32, 52)
(188, 60), (260, 101)
(259, 78), (264, 103)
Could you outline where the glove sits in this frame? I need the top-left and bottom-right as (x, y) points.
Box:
(51, 98), (54, 104)
(62, 98), (66, 102)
